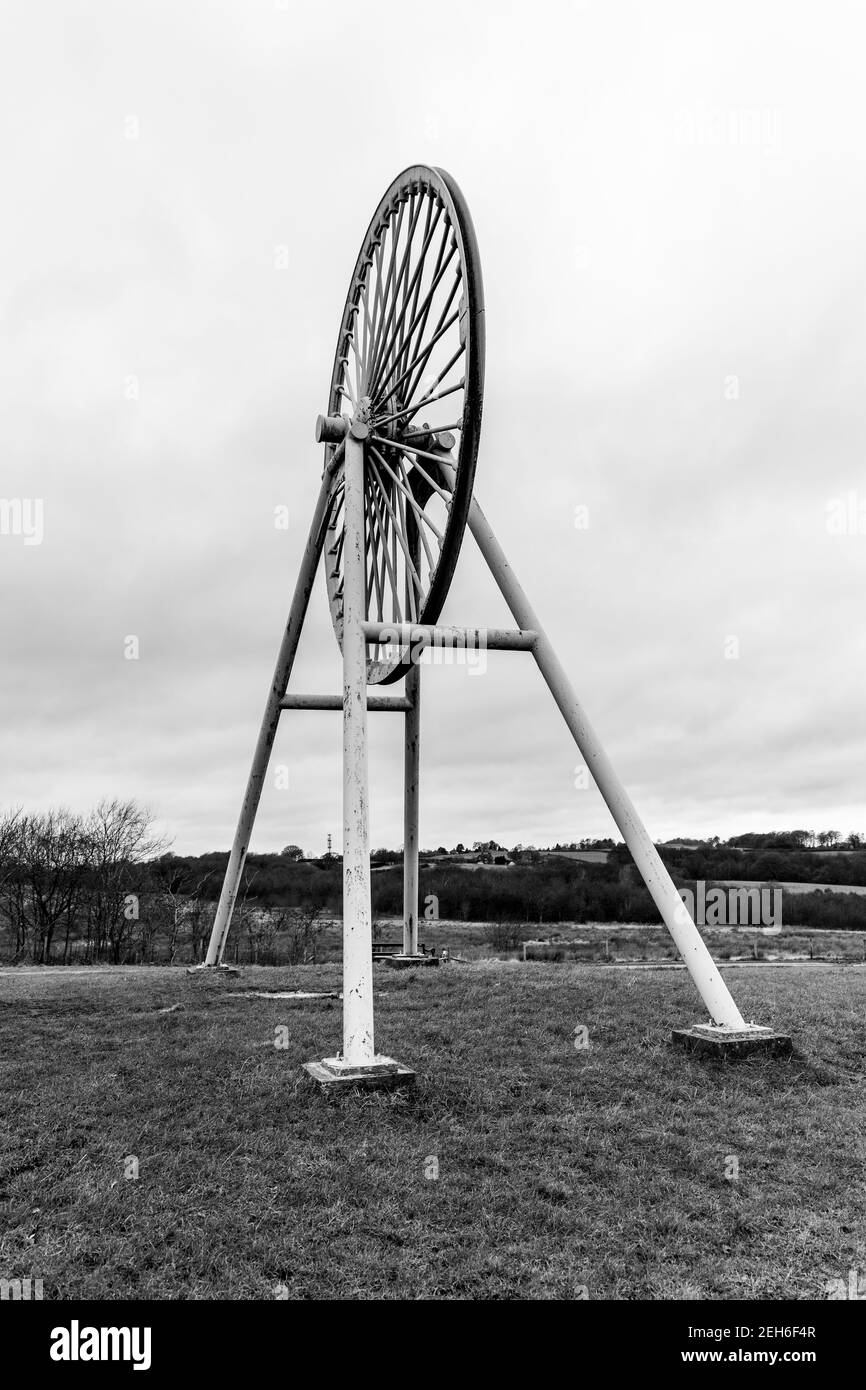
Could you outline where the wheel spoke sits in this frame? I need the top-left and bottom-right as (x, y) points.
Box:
(369, 201), (445, 396)
(369, 445), (445, 544)
(403, 277), (464, 405)
(391, 461), (428, 597)
(349, 323), (363, 402)
(371, 191), (418, 389)
(383, 220), (454, 403)
(390, 195), (430, 407)
(365, 477), (403, 627)
(391, 304), (460, 408)
(404, 545), (418, 622)
(368, 196), (410, 386)
(358, 252), (378, 385)
(371, 378), (465, 429)
(395, 451), (454, 504)
(363, 479), (381, 603)
(371, 435), (459, 472)
(367, 451), (425, 597)
(396, 457), (438, 574)
(364, 478), (386, 621)
(368, 236), (388, 379)
(400, 194), (434, 395)
(405, 421), (461, 437)
(368, 190), (428, 389)
(372, 245), (458, 405)
(405, 342), (465, 410)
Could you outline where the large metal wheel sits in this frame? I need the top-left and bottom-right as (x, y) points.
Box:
(321, 165), (485, 685)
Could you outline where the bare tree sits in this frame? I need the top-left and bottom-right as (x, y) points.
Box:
(0, 808), (24, 961)
(135, 903), (161, 963)
(7, 809), (88, 963)
(184, 896), (215, 963)
(281, 904), (325, 964)
(145, 858), (212, 963)
(82, 799), (169, 962)
(242, 903), (280, 964)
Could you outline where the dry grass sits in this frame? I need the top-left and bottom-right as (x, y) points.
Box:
(0, 961), (864, 1299)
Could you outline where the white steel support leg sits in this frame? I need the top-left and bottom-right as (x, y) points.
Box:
(466, 493), (748, 1030)
(205, 469), (336, 967)
(341, 432), (376, 1064)
(403, 662), (421, 956)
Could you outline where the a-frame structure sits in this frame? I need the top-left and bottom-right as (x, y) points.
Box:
(204, 166), (787, 1084)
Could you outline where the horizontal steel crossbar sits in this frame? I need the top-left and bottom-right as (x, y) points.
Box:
(279, 694), (413, 712)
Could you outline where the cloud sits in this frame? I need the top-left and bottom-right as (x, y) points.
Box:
(1, 0), (864, 853)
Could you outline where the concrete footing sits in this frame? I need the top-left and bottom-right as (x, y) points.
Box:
(385, 954), (440, 969)
(672, 1023), (793, 1059)
(301, 1054), (416, 1092)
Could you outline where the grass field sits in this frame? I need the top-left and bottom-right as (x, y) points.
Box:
(1, 960), (864, 1299)
(230, 915), (866, 966)
(518, 922), (866, 964)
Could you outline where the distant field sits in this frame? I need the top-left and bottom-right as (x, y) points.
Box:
(543, 850), (610, 864)
(372, 918), (866, 965)
(517, 922), (866, 966)
(0, 962), (864, 1299)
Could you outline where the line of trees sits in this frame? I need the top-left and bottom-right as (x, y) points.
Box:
(0, 802), (335, 966)
(0, 801), (171, 964)
(4, 803), (866, 967)
(723, 830), (864, 850)
(651, 842), (866, 888)
(0, 801), (220, 965)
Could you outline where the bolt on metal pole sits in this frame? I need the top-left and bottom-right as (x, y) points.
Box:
(204, 469), (335, 967)
(403, 662), (421, 955)
(341, 431), (376, 1063)
(466, 493), (748, 1030)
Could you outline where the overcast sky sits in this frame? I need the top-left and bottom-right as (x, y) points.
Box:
(1, 0), (864, 856)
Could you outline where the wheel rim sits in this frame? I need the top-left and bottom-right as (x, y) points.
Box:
(322, 165), (485, 685)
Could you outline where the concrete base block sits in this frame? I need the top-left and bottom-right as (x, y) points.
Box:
(385, 954), (440, 969)
(301, 1055), (416, 1092)
(672, 1023), (793, 1059)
